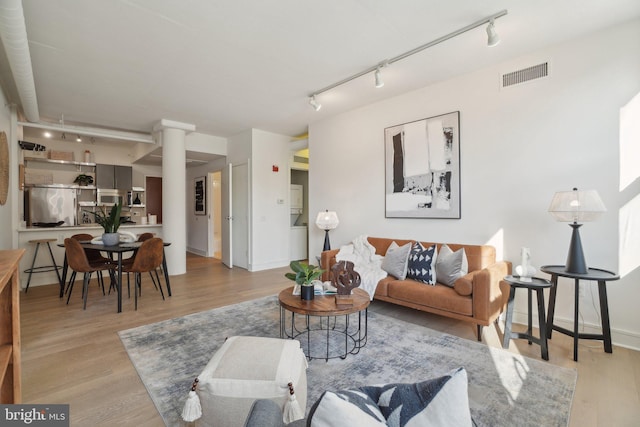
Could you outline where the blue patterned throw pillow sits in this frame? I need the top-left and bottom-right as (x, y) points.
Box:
(307, 367), (472, 427)
(406, 242), (437, 285)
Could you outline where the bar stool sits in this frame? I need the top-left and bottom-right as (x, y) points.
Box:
(24, 238), (62, 292)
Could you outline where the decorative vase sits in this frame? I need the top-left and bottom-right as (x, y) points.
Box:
(102, 232), (120, 246)
(300, 285), (314, 301)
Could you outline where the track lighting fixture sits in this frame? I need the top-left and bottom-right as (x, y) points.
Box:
(486, 19), (500, 47)
(308, 9), (507, 108)
(76, 135), (82, 142)
(309, 94), (322, 111)
(374, 67), (384, 88)
(61, 132), (66, 139)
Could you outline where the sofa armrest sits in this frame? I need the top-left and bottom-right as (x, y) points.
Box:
(320, 249), (340, 281)
(471, 261), (512, 324)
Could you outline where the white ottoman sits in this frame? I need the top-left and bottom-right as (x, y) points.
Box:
(185, 336), (308, 427)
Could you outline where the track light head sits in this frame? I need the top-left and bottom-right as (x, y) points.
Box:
(61, 132), (66, 140)
(486, 19), (500, 47)
(309, 95), (322, 111)
(374, 67), (384, 88)
(76, 135), (82, 142)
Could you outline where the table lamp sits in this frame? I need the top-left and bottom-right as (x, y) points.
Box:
(548, 188), (606, 274)
(315, 210), (339, 251)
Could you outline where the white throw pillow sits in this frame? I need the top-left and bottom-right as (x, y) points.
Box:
(381, 241), (412, 280)
(436, 244), (468, 287)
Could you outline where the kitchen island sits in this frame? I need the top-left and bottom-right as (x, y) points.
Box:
(17, 224), (162, 289)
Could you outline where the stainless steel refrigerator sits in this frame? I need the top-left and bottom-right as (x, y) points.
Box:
(25, 186), (77, 226)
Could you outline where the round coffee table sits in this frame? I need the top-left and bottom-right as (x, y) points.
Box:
(278, 286), (370, 361)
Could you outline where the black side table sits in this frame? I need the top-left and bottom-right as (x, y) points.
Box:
(502, 275), (552, 360)
(541, 265), (619, 362)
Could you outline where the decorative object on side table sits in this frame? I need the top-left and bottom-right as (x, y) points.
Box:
(514, 247), (536, 282)
(73, 174), (94, 186)
(315, 210), (339, 251)
(285, 261), (324, 301)
(548, 188), (606, 274)
(330, 260), (361, 306)
(87, 201), (123, 246)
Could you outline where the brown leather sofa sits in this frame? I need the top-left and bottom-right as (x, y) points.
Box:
(320, 237), (511, 341)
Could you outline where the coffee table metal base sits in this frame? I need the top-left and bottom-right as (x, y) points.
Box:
(280, 308), (368, 361)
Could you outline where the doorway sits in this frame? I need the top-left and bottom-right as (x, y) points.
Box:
(146, 176), (162, 223)
(208, 171), (222, 259)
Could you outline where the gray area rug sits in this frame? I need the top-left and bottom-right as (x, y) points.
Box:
(118, 296), (576, 426)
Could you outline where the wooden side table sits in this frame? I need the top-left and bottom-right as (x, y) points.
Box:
(278, 287), (370, 361)
(502, 275), (552, 360)
(541, 265), (619, 362)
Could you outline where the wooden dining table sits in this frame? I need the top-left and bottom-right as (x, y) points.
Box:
(58, 241), (172, 312)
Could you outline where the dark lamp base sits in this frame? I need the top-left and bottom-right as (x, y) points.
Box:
(565, 222), (588, 274)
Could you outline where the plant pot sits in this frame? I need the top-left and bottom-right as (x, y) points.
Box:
(300, 285), (315, 301)
(102, 232), (120, 246)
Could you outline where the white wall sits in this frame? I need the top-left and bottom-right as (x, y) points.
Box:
(308, 20), (640, 349)
(249, 129), (292, 271)
(0, 89), (14, 249)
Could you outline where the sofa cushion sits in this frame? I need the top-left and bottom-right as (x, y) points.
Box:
(436, 244), (468, 287)
(381, 241), (412, 280)
(407, 242), (437, 285)
(307, 368), (471, 427)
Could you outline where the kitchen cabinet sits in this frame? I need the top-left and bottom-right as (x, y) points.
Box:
(96, 164), (132, 191)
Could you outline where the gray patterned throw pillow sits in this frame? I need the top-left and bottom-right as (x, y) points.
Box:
(307, 367), (472, 427)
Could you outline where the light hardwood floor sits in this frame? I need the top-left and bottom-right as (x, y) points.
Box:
(20, 254), (640, 426)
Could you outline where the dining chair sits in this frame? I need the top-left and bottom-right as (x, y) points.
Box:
(71, 233), (113, 295)
(64, 238), (117, 309)
(122, 237), (165, 310)
(121, 232), (159, 296)
(137, 232), (154, 241)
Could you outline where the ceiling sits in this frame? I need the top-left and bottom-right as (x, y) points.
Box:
(2, 0), (640, 140)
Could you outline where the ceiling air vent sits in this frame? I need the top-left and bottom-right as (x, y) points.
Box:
(501, 62), (549, 88)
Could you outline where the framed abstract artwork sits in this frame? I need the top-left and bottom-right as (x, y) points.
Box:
(194, 176), (206, 215)
(384, 111), (460, 219)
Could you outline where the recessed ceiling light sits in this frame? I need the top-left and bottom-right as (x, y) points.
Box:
(43, 131), (52, 138)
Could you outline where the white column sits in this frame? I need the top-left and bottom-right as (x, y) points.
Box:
(153, 119), (195, 275)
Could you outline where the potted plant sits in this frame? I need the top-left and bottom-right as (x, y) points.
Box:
(88, 202), (122, 246)
(285, 261), (324, 300)
(73, 174), (94, 186)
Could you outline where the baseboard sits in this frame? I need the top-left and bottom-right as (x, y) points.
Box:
(512, 310), (640, 352)
(248, 259), (289, 272)
(186, 247), (207, 257)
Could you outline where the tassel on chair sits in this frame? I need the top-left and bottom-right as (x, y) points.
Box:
(181, 378), (202, 422)
(283, 382), (304, 423)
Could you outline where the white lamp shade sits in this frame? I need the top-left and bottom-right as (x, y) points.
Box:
(315, 211), (339, 230)
(548, 189), (606, 222)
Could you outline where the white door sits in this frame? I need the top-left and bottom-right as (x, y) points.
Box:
(232, 162), (249, 269)
(221, 163), (232, 268)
